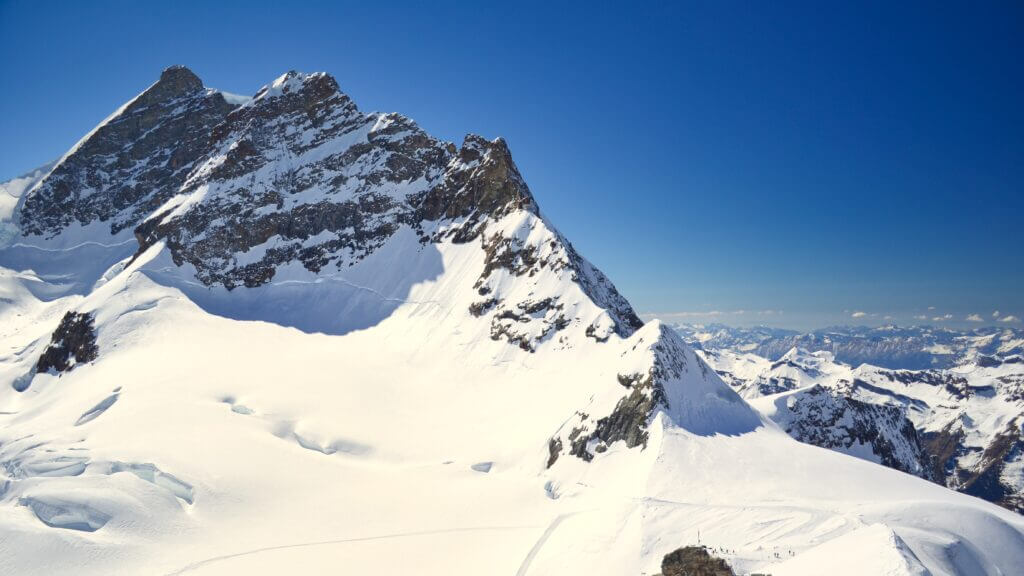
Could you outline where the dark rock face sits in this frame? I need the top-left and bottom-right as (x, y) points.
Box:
(997, 369), (1024, 402)
(874, 369), (970, 399)
(657, 546), (735, 576)
(134, 71), (443, 288)
(568, 385), (656, 459)
(779, 385), (932, 479)
(546, 437), (562, 468)
(957, 422), (1023, 513)
(133, 71), (543, 291)
(753, 375), (799, 396)
(921, 422), (966, 484)
(35, 312), (99, 374)
(923, 420), (1024, 514)
(20, 66), (237, 237)
(416, 134), (535, 241)
(860, 366), (1024, 513)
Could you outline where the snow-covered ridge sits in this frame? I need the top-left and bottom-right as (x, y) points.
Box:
(9, 66), (641, 340)
(250, 70), (330, 103)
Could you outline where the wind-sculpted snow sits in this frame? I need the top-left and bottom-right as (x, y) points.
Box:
(0, 67), (1022, 575)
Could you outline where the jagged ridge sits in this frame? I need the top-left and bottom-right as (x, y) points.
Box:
(16, 66), (642, 344)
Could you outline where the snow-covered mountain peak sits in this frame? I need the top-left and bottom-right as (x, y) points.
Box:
(242, 70), (356, 125)
(1, 64), (742, 479)
(2, 68), (1023, 575)
(256, 70), (335, 101)
(777, 346), (835, 367)
(3, 65), (647, 346)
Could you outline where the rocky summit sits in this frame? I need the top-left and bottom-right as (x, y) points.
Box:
(20, 66), (237, 238)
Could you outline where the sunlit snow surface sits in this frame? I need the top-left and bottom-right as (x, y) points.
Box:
(0, 217), (1020, 576)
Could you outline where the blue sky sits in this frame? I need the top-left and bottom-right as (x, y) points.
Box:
(1, 1), (1021, 330)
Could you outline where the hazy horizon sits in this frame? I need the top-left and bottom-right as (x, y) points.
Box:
(642, 310), (1022, 332)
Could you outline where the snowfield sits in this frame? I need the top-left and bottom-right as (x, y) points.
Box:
(1, 225), (1022, 575)
(1, 67), (1022, 575)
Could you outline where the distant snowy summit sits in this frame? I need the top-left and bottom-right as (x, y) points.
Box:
(675, 322), (1024, 370)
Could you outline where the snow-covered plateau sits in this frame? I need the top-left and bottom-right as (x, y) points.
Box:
(0, 66), (1021, 575)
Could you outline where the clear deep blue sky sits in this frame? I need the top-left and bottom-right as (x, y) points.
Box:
(1, 1), (1021, 329)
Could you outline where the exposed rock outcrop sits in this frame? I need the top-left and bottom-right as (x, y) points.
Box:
(657, 546), (736, 576)
(548, 323), (759, 466)
(35, 312), (99, 374)
(928, 418), (1024, 514)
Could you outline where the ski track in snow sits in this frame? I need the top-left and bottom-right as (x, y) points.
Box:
(515, 512), (578, 576)
(163, 525), (539, 575)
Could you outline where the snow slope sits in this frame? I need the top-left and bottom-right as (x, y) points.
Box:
(0, 67), (1022, 575)
(3, 251), (1022, 575)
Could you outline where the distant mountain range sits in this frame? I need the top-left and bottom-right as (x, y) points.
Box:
(678, 324), (1024, 514)
(672, 323), (1024, 370)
